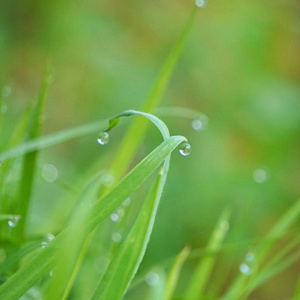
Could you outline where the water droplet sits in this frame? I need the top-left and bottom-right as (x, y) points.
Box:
(42, 164), (58, 183)
(245, 252), (255, 262)
(110, 213), (119, 223)
(220, 221), (230, 231)
(239, 263), (252, 275)
(2, 86), (11, 98)
(195, 0), (206, 8)
(41, 242), (48, 248)
(0, 248), (7, 263)
(101, 173), (114, 187)
(191, 115), (208, 131)
(111, 232), (122, 243)
(8, 215), (20, 228)
(179, 143), (191, 157)
(45, 233), (55, 242)
(97, 132), (109, 145)
(122, 197), (131, 207)
(145, 272), (160, 286)
(41, 234), (55, 248)
(49, 270), (54, 277)
(253, 168), (268, 184)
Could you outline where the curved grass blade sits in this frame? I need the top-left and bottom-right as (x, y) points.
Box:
(109, 8), (197, 179)
(54, 110), (171, 299)
(185, 208), (231, 300)
(0, 135), (186, 300)
(162, 246), (190, 300)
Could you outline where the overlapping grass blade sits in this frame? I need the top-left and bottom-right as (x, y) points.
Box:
(91, 158), (170, 300)
(45, 175), (102, 300)
(0, 241), (41, 274)
(0, 101), (32, 194)
(222, 198), (300, 300)
(15, 69), (51, 240)
(185, 208), (231, 300)
(109, 8), (197, 179)
(162, 246), (190, 300)
(0, 135), (186, 300)
(243, 236), (300, 297)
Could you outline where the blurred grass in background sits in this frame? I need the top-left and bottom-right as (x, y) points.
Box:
(0, 0), (300, 299)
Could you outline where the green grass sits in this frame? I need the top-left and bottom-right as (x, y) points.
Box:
(0, 2), (299, 299)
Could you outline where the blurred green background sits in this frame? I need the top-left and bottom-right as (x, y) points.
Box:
(1, 0), (300, 298)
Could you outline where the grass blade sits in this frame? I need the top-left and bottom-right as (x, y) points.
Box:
(162, 246), (190, 300)
(0, 119), (108, 161)
(109, 8), (197, 179)
(185, 208), (231, 300)
(15, 69), (51, 240)
(91, 156), (170, 300)
(222, 198), (300, 300)
(244, 237), (300, 297)
(44, 174), (102, 300)
(0, 135), (186, 300)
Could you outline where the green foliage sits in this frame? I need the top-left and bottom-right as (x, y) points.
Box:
(0, 1), (299, 299)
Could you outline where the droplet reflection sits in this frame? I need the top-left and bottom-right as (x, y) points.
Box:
(195, 0), (206, 8)
(97, 132), (109, 145)
(8, 215), (20, 228)
(179, 143), (191, 157)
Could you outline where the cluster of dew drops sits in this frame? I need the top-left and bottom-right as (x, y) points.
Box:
(96, 113), (210, 157)
(97, 131), (192, 157)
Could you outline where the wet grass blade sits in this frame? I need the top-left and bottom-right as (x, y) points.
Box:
(185, 208), (231, 300)
(0, 119), (108, 161)
(109, 9), (197, 179)
(91, 157), (170, 300)
(162, 246), (190, 300)
(0, 135), (186, 300)
(51, 110), (172, 298)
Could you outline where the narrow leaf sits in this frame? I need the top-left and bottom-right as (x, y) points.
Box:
(0, 135), (186, 300)
(185, 208), (231, 300)
(162, 246), (191, 300)
(91, 157), (169, 300)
